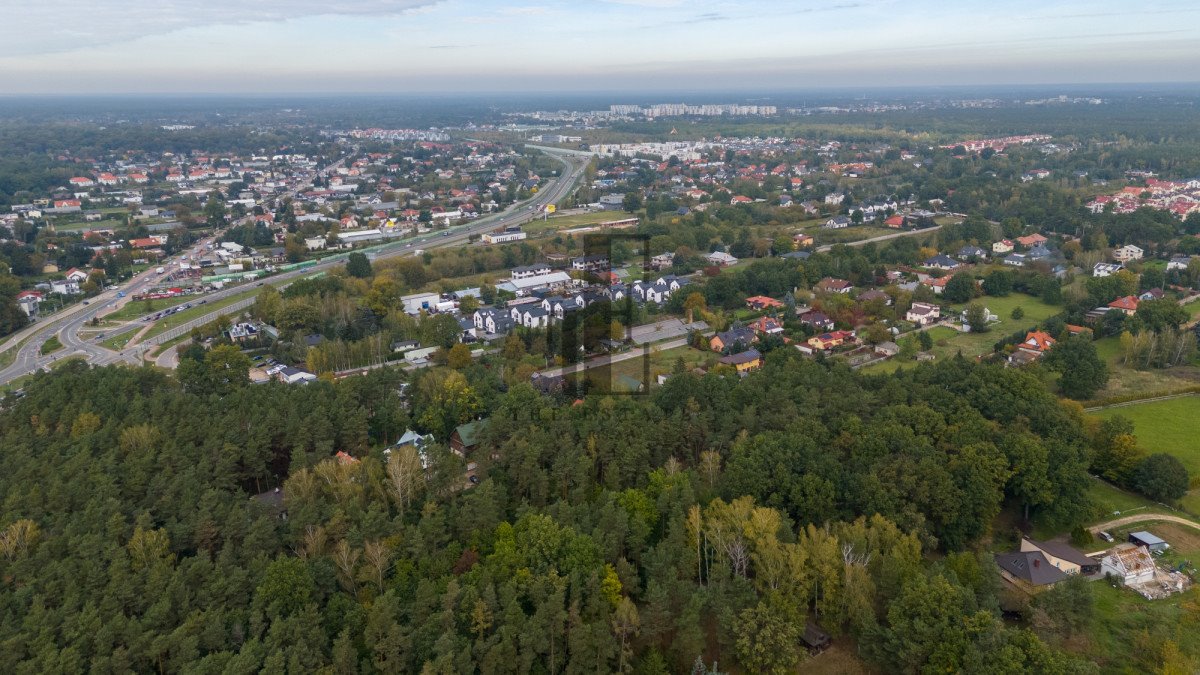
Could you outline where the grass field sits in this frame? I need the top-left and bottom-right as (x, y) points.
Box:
(864, 293), (1064, 375)
(101, 331), (137, 351)
(102, 295), (194, 322)
(523, 210), (635, 235)
(1088, 336), (1200, 403)
(569, 344), (716, 393)
(1186, 299), (1200, 319)
(1083, 578), (1200, 673)
(811, 225), (898, 245)
(947, 293), (1061, 327)
(1094, 396), (1200, 512)
(40, 335), (63, 355)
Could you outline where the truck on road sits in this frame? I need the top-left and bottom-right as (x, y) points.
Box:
(155, 266), (165, 274)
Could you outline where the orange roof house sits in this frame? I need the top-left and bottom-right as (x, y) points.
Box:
(1017, 331), (1056, 356)
(1107, 296), (1139, 316)
(745, 295), (785, 310)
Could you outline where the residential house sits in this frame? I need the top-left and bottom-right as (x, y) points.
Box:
(719, 348), (763, 374)
(995, 550), (1069, 591)
(1026, 244), (1053, 261)
(275, 366), (317, 384)
(824, 191), (845, 205)
(807, 330), (855, 351)
(391, 339), (420, 353)
(1100, 544), (1156, 586)
(511, 263), (552, 280)
(570, 255), (610, 273)
(1093, 262), (1123, 277)
(1139, 288), (1166, 301)
(514, 305), (551, 328)
(450, 419), (490, 456)
(64, 268), (90, 283)
(815, 277), (853, 294)
(705, 251), (738, 267)
(1112, 244), (1144, 263)
(956, 245), (987, 260)
(923, 254), (960, 271)
(798, 310), (834, 331)
(541, 294), (584, 319)
(225, 322), (263, 343)
(921, 275), (952, 295)
(1020, 537), (1100, 576)
(1167, 255), (1192, 271)
(649, 252), (675, 270)
(823, 216), (851, 229)
(992, 239), (1015, 255)
(16, 290), (41, 317)
(710, 327), (757, 353)
(857, 289), (891, 305)
(1017, 330), (1056, 356)
(745, 295), (785, 311)
(884, 214), (906, 228)
(50, 279), (80, 295)
(906, 302), (941, 326)
(875, 341), (901, 357)
(750, 316), (784, 336)
(1107, 295), (1139, 316)
(1016, 233), (1048, 248)
(792, 233), (814, 249)
(1003, 253), (1027, 267)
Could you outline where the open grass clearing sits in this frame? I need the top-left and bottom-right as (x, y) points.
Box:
(1093, 396), (1200, 513)
(40, 335), (63, 355)
(523, 210), (633, 235)
(1081, 578), (1200, 673)
(947, 292), (1061, 327)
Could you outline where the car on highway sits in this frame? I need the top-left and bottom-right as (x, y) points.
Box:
(82, 300), (90, 305)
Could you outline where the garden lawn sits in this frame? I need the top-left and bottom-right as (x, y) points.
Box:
(947, 292), (1060, 327)
(1093, 396), (1200, 513)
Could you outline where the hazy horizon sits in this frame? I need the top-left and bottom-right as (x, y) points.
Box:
(3, 0), (1199, 94)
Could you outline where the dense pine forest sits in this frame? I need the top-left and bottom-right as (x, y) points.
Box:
(0, 352), (1107, 673)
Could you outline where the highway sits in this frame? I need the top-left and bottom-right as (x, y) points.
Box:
(0, 145), (592, 387)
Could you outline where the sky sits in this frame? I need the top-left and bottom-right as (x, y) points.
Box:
(1, 0), (1198, 93)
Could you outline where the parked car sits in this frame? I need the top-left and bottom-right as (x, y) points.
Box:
(1098, 531), (1114, 542)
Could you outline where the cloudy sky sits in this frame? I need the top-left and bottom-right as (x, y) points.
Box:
(1, 0), (1197, 93)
